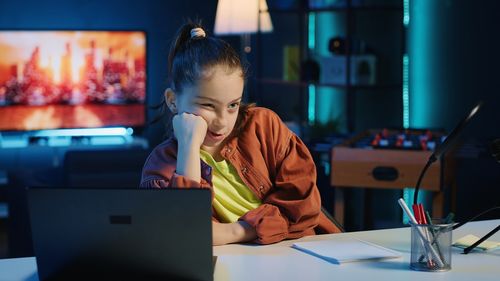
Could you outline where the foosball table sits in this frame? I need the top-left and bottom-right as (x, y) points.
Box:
(330, 128), (456, 226)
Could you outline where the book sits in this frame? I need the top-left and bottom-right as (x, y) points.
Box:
(283, 45), (300, 82)
(292, 238), (402, 264)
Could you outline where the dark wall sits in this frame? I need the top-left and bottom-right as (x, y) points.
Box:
(409, 0), (500, 140)
(0, 0), (217, 147)
(409, 0), (500, 221)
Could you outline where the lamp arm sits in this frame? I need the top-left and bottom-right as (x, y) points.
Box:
(413, 154), (437, 206)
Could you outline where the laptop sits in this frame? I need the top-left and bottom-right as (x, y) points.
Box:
(27, 187), (213, 281)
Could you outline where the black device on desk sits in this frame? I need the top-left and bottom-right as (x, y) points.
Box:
(27, 187), (213, 281)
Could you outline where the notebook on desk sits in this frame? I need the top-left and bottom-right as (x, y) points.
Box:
(27, 187), (213, 281)
(292, 238), (402, 264)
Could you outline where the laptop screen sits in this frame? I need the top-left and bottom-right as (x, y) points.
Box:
(27, 187), (213, 281)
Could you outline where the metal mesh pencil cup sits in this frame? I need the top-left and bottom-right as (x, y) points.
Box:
(410, 222), (453, 272)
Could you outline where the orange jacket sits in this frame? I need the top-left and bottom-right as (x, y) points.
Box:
(140, 107), (341, 244)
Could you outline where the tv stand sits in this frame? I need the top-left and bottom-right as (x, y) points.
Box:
(25, 135), (147, 148)
(0, 129), (150, 258)
(0, 127), (148, 149)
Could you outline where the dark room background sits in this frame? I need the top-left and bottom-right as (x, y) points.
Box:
(0, 0), (499, 258)
(408, 0), (500, 225)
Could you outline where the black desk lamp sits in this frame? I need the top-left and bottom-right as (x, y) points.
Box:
(411, 101), (500, 254)
(413, 101), (483, 206)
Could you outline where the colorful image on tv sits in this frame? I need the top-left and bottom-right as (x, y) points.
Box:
(0, 31), (146, 131)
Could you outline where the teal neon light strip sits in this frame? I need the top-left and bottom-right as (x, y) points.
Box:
(33, 127), (133, 137)
(403, 54), (410, 129)
(308, 13), (316, 50)
(402, 188), (412, 224)
(307, 12), (316, 124)
(404, 0), (410, 26)
(308, 84), (316, 124)
(402, 0), (411, 225)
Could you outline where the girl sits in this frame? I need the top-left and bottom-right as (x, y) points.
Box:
(141, 21), (342, 246)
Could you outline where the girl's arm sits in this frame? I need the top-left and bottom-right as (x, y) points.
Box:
(172, 113), (207, 182)
(176, 141), (202, 182)
(212, 221), (257, 246)
(235, 109), (323, 244)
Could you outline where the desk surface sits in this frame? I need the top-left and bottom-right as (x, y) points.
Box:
(1, 219), (499, 281)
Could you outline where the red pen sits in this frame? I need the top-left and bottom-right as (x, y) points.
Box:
(412, 204), (422, 224)
(418, 204), (435, 268)
(419, 204), (428, 224)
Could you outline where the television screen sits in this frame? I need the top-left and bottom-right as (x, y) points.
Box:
(0, 31), (146, 132)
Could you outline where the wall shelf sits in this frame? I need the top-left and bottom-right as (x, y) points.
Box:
(257, 78), (402, 90)
(255, 0), (405, 132)
(269, 5), (403, 14)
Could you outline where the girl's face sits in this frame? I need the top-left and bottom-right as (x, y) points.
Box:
(170, 65), (244, 153)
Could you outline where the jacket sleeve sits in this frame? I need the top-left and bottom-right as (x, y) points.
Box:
(140, 173), (212, 189)
(139, 144), (212, 190)
(239, 126), (321, 244)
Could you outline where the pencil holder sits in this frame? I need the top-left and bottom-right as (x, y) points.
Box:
(410, 221), (453, 272)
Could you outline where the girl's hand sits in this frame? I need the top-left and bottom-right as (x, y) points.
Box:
(172, 112), (208, 148)
(212, 221), (257, 246)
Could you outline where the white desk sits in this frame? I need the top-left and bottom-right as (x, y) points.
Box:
(1, 220), (499, 281)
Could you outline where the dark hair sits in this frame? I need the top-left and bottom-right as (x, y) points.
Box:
(168, 20), (247, 92)
(150, 20), (253, 138)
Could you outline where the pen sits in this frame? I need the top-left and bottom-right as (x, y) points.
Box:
(398, 198), (445, 268)
(412, 204), (422, 223)
(418, 204), (435, 267)
(411, 202), (435, 267)
(425, 211), (433, 226)
(424, 210), (445, 263)
(444, 212), (455, 224)
(419, 204), (428, 224)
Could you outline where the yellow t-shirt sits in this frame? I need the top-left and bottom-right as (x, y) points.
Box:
(200, 150), (262, 223)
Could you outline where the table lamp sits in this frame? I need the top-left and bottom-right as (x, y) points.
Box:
(214, 0), (273, 53)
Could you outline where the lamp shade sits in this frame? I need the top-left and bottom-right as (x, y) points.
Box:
(214, 0), (273, 35)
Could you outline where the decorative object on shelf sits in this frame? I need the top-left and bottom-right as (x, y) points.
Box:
(328, 36), (347, 54)
(320, 54), (376, 85)
(214, 0), (273, 53)
(283, 45), (300, 81)
(328, 36), (370, 55)
(300, 59), (321, 83)
(307, 119), (342, 140)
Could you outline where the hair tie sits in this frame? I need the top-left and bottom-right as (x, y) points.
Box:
(190, 28), (206, 39)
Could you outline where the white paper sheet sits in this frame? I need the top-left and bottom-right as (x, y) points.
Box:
(292, 238), (402, 264)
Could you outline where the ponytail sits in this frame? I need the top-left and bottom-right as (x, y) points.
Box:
(167, 20), (247, 92)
